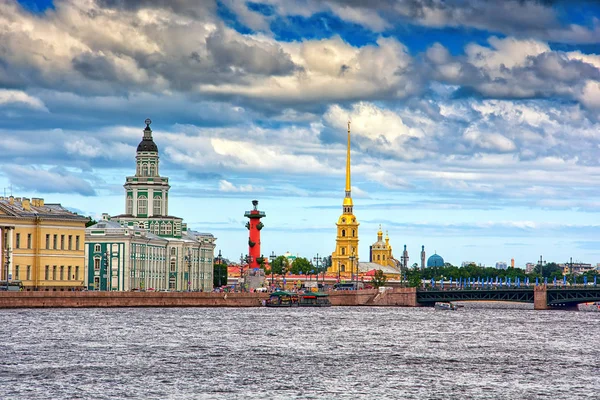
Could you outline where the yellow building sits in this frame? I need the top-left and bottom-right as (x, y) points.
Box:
(330, 122), (359, 278)
(370, 226), (394, 268)
(0, 196), (88, 291)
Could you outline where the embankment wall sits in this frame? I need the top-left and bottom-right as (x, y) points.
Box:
(0, 288), (420, 308)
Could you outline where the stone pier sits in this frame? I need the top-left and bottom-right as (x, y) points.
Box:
(534, 285), (548, 310)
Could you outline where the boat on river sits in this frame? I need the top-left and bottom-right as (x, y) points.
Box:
(298, 292), (331, 307)
(434, 302), (462, 311)
(266, 291), (299, 307)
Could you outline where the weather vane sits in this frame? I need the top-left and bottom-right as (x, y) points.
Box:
(145, 118), (152, 127)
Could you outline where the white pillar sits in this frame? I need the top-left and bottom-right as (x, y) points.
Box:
(7, 228), (13, 280)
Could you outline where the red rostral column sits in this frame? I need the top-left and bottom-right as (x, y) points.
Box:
(244, 200), (266, 270)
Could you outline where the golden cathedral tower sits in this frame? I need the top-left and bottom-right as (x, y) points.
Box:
(330, 122), (359, 278)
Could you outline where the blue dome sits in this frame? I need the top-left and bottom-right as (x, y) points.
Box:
(427, 254), (444, 267)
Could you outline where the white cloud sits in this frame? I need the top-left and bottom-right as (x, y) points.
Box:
(0, 90), (48, 111)
(218, 180), (263, 193)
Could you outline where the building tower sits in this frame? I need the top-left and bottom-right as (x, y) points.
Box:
(370, 226), (394, 267)
(244, 200), (266, 271)
(420, 245), (426, 270)
(330, 121), (359, 277)
(402, 244), (409, 270)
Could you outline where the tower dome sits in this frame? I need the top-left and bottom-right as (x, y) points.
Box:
(427, 253), (444, 267)
(137, 119), (158, 152)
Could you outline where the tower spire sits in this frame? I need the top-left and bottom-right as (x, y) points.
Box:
(345, 120), (351, 195)
(342, 121), (353, 213)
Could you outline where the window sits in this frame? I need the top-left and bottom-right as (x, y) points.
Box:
(45, 266), (49, 280)
(352, 229), (355, 237)
(377, 255), (381, 261)
(169, 278), (176, 290)
(61, 235), (65, 250)
(26, 265), (31, 280)
(94, 244), (101, 253)
(94, 258), (101, 271)
(170, 261), (176, 272)
(138, 196), (148, 215)
(27, 234), (31, 249)
(149, 164), (156, 176)
(16, 233), (20, 249)
(68, 235), (72, 250)
(52, 266), (57, 280)
(53, 235), (57, 249)
(68, 266), (72, 280)
(153, 224), (159, 234)
(126, 196), (133, 215)
(138, 222), (145, 229)
(165, 223), (172, 236)
(341, 247), (345, 255)
(170, 248), (176, 256)
(46, 234), (50, 249)
(383, 255), (386, 261)
(160, 224), (167, 235)
(15, 265), (19, 280)
(76, 236), (80, 251)
(94, 276), (100, 289)
(153, 196), (161, 216)
(341, 264), (346, 272)
(341, 230), (346, 237)
(60, 266), (64, 280)
(75, 266), (79, 281)
(142, 163), (148, 176)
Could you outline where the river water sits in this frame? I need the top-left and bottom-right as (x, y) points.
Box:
(0, 305), (599, 399)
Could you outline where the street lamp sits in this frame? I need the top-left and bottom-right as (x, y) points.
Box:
(4, 245), (11, 291)
(349, 253), (356, 289)
(269, 251), (276, 287)
(217, 249), (223, 288)
(337, 260), (341, 283)
(313, 253), (323, 286)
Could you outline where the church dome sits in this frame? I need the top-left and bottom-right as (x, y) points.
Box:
(137, 126), (158, 152)
(427, 253), (444, 267)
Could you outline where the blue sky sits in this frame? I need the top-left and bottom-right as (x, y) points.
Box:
(3, 0), (600, 267)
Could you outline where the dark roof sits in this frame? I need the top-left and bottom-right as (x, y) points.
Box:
(137, 136), (158, 152)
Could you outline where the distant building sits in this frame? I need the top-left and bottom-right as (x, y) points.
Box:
(495, 262), (508, 270)
(511, 258), (515, 268)
(369, 225), (394, 268)
(558, 262), (593, 275)
(427, 253), (444, 267)
(461, 261), (477, 267)
(525, 263), (536, 273)
(0, 196), (88, 291)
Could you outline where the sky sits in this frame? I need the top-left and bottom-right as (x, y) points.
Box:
(2, 0), (600, 267)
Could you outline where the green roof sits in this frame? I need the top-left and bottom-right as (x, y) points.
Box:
(270, 291), (296, 297)
(301, 292), (329, 297)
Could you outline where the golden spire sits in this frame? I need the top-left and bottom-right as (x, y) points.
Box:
(345, 121), (351, 194)
(377, 224), (383, 240)
(343, 121), (353, 211)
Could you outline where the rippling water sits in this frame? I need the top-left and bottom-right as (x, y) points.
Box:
(1, 305), (599, 399)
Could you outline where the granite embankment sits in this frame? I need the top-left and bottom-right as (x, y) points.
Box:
(0, 288), (419, 308)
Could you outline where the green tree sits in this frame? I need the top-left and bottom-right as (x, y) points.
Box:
(371, 269), (388, 288)
(85, 217), (97, 227)
(270, 255), (288, 275)
(290, 257), (312, 275)
(407, 268), (422, 288)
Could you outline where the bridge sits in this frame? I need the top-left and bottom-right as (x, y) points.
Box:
(416, 285), (600, 309)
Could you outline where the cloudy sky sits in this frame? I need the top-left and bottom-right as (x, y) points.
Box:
(3, 0), (600, 267)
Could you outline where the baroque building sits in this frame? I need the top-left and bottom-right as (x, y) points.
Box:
(85, 119), (216, 291)
(0, 196), (87, 291)
(329, 122), (359, 278)
(369, 225), (393, 267)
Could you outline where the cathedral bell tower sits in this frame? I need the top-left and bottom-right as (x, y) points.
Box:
(330, 122), (359, 278)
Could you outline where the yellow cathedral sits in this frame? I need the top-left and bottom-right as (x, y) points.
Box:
(330, 122), (359, 278)
(370, 225), (394, 268)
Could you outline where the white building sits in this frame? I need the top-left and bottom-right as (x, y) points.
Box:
(85, 119), (216, 291)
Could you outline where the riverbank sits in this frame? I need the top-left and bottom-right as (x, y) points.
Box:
(0, 288), (420, 308)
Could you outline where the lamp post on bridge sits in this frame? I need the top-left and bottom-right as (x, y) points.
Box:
(349, 252), (356, 290)
(216, 249), (223, 288)
(184, 250), (192, 292)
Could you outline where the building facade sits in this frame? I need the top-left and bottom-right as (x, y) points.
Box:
(330, 122), (359, 278)
(0, 196), (87, 291)
(370, 225), (394, 268)
(85, 119), (216, 291)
